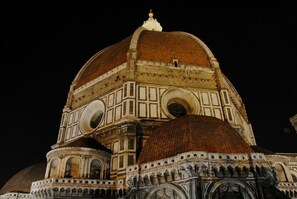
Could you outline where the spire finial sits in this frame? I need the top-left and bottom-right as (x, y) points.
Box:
(142, 9), (162, 31)
(148, 9), (154, 18)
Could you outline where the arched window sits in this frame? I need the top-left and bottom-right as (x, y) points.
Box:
(275, 164), (287, 182)
(64, 157), (79, 178)
(48, 158), (58, 178)
(90, 159), (101, 179)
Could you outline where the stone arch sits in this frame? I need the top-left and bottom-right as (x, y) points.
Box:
(48, 158), (59, 178)
(143, 175), (150, 186)
(41, 189), (45, 197)
(206, 179), (256, 199)
(212, 167), (218, 177)
(138, 175), (144, 187)
(235, 166), (241, 177)
(290, 190), (294, 197)
(130, 176), (138, 187)
(145, 183), (188, 199)
(285, 190), (289, 197)
(89, 189), (95, 198)
(101, 189), (106, 195)
(164, 170), (172, 182)
(106, 189), (112, 197)
(65, 188), (71, 196)
(194, 164), (200, 174)
(187, 163), (194, 170)
(118, 189), (123, 198)
(218, 165), (226, 177)
(46, 188), (52, 197)
(149, 173), (158, 185)
(227, 165), (234, 177)
(157, 172), (165, 183)
(94, 189), (100, 197)
(77, 188), (83, 197)
(275, 163), (288, 182)
(171, 169), (181, 181)
(81, 188), (88, 196)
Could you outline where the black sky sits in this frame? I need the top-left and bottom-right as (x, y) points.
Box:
(1, 1), (297, 188)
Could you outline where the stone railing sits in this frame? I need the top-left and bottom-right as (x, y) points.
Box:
(0, 192), (32, 199)
(31, 178), (118, 191)
(30, 178), (125, 198)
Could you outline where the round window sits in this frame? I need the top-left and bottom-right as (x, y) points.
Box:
(79, 100), (105, 134)
(168, 101), (188, 117)
(161, 88), (200, 119)
(90, 110), (104, 129)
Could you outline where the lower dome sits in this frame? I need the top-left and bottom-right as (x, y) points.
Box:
(138, 115), (253, 164)
(0, 162), (46, 194)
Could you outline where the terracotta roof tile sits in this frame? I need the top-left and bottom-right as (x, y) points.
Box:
(76, 36), (132, 88)
(137, 30), (210, 67)
(138, 115), (253, 164)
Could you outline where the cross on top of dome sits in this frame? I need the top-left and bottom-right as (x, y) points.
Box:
(142, 9), (162, 31)
(148, 9), (154, 18)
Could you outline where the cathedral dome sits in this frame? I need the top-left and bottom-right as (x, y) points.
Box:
(74, 28), (213, 89)
(138, 115), (254, 164)
(0, 162), (46, 194)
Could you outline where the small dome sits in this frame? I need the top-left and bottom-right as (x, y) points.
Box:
(64, 137), (111, 153)
(138, 115), (253, 164)
(0, 162), (46, 194)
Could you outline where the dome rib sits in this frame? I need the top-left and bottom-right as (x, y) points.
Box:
(138, 115), (253, 164)
(72, 28), (216, 90)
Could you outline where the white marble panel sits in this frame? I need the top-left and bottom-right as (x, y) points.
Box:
(213, 108), (222, 119)
(115, 105), (122, 121)
(149, 87), (157, 101)
(139, 86), (147, 100)
(116, 90), (122, 104)
(149, 103), (158, 118)
(201, 92), (210, 105)
(74, 110), (79, 122)
(211, 92), (219, 106)
(108, 94), (114, 107)
(107, 109), (113, 124)
(204, 107), (212, 116)
(139, 103), (147, 117)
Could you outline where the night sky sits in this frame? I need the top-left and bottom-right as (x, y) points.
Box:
(1, 1), (297, 188)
